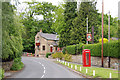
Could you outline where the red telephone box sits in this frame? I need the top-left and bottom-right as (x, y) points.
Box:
(82, 49), (91, 67)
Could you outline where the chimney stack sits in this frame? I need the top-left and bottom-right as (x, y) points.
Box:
(40, 29), (42, 33)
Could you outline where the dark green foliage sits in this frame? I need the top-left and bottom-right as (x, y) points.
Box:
(84, 43), (101, 57)
(62, 48), (66, 54)
(59, 2), (77, 47)
(66, 45), (76, 55)
(76, 43), (83, 54)
(10, 57), (24, 71)
(46, 53), (51, 58)
(65, 41), (119, 58)
(72, 2), (99, 44)
(84, 41), (119, 58)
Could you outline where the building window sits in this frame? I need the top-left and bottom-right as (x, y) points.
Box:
(43, 45), (45, 51)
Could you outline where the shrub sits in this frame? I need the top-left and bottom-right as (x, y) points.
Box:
(99, 38), (108, 43)
(10, 57), (24, 71)
(32, 54), (35, 56)
(84, 40), (119, 58)
(64, 54), (72, 62)
(84, 43), (101, 57)
(66, 45), (76, 55)
(76, 43), (83, 55)
(62, 48), (66, 54)
(51, 53), (56, 59)
(46, 53), (51, 58)
(0, 68), (4, 79)
(51, 52), (64, 59)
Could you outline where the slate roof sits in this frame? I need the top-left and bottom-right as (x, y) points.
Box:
(39, 32), (59, 41)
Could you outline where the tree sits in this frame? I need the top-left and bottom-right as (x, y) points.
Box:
(97, 13), (118, 39)
(72, 2), (99, 44)
(59, 1), (77, 47)
(20, 1), (57, 53)
(52, 3), (66, 35)
(2, 2), (24, 61)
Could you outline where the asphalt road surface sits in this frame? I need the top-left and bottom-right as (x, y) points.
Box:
(10, 56), (83, 78)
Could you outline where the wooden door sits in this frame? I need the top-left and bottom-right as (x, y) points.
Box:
(50, 47), (53, 52)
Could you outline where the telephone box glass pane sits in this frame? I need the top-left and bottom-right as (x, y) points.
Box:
(86, 53), (89, 65)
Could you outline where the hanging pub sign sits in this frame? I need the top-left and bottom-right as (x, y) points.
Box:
(36, 43), (40, 46)
(87, 33), (92, 41)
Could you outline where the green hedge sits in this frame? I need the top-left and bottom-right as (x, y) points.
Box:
(66, 45), (76, 55)
(84, 41), (119, 58)
(65, 41), (119, 58)
(76, 43), (83, 54)
(84, 43), (101, 57)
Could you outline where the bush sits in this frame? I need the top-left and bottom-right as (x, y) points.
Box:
(84, 43), (101, 57)
(64, 54), (72, 62)
(10, 57), (24, 71)
(62, 48), (66, 54)
(84, 40), (119, 58)
(51, 53), (56, 59)
(51, 52), (64, 59)
(99, 38), (108, 43)
(46, 53), (51, 58)
(76, 43), (83, 54)
(0, 68), (4, 79)
(66, 45), (76, 55)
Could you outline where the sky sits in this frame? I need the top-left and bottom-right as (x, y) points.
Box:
(12, 0), (120, 18)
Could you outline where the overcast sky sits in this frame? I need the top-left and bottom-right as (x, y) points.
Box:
(13, 0), (120, 18)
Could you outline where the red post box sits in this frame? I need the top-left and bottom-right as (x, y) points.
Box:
(82, 49), (91, 67)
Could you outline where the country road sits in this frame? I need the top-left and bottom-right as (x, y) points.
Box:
(10, 56), (83, 78)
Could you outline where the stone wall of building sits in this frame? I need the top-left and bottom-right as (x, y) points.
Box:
(71, 55), (119, 69)
(2, 60), (13, 71)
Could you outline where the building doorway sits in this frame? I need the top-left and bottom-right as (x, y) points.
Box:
(50, 46), (53, 52)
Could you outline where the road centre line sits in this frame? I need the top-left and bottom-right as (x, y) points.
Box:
(41, 75), (44, 78)
(43, 70), (46, 73)
(31, 59), (46, 78)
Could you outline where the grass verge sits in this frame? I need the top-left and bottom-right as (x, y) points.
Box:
(56, 60), (118, 78)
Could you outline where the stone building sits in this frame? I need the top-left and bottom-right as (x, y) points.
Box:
(35, 29), (61, 57)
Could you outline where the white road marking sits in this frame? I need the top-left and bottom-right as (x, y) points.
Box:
(43, 70), (45, 73)
(44, 67), (45, 70)
(41, 75), (44, 78)
(31, 59), (46, 78)
(42, 64), (44, 66)
(38, 62), (41, 64)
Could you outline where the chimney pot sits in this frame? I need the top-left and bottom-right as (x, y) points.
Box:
(40, 29), (42, 33)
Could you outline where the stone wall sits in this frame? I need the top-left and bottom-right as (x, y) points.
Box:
(71, 55), (119, 69)
(2, 60), (13, 71)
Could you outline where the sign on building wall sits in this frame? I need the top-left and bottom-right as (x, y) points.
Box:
(36, 43), (40, 46)
(87, 33), (92, 41)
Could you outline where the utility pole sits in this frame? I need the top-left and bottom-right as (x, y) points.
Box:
(101, 0), (104, 67)
(108, 11), (110, 68)
(92, 26), (94, 44)
(86, 16), (88, 44)
(108, 11), (110, 42)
